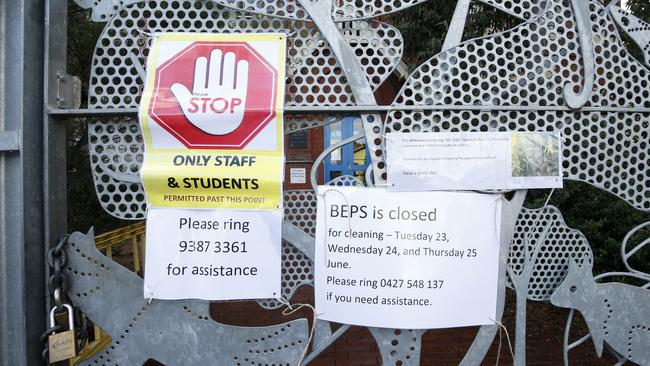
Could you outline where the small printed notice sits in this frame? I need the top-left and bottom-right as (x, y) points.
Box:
(315, 186), (502, 329)
(290, 168), (307, 184)
(144, 208), (281, 300)
(387, 131), (562, 191)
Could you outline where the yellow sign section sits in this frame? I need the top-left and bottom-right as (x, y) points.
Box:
(141, 150), (281, 209)
(139, 33), (286, 209)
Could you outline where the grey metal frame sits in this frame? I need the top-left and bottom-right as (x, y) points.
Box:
(0, 1), (49, 365)
(0, 0), (72, 364)
(3, 0), (650, 364)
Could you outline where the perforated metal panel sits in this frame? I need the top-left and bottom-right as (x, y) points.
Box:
(386, 0), (650, 211)
(326, 175), (364, 186)
(609, 5), (650, 67)
(509, 205), (593, 300)
(88, 2), (402, 109)
(283, 190), (318, 237)
(89, 116), (147, 219)
(73, 0), (429, 22)
(205, 0), (426, 22)
(256, 190), (317, 309)
(86, 0), (403, 219)
(478, 0), (546, 20)
(259, 178), (360, 309)
(369, 328), (424, 365)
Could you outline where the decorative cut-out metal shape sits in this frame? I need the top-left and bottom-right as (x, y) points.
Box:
(214, 0), (426, 22)
(72, 0), (428, 23)
(609, 4), (650, 68)
(72, 0), (552, 24)
(68, 0), (650, 364)
(620, 221), (650, 276)
(551, 259), (650, 365)
(559, 221), (650, 365)
(369, 328), (424, 365)
(387, 0), (650, 211)
(509, 205), (594, 300)
(64, 230), (309, 365)
(87, 2), (403, 109)
(507, 205), (594, 364)
(88, 117), (146, 219)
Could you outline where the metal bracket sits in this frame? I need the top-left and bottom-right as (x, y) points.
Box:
(0, 131), (20, 152)
(56, 72), (82, 109)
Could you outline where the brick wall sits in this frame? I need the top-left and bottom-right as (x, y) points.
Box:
(208, 287), (615, 365)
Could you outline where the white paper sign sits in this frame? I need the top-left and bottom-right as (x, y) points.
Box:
(387, 131), (562, 191)
(290, 168), (307, 184)
(144, 208), (281, 300)
(315, 186), (502, 329)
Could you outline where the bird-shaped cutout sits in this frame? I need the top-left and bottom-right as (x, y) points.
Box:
(64, 230), (309, 365)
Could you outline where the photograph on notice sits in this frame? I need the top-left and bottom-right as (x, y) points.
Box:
(511, 132), (560, 177)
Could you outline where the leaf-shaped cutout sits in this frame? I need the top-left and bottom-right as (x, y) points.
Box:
(387, 0), (650, 210)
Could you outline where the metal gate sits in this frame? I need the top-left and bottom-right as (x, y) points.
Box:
(2, 0), (650, 364)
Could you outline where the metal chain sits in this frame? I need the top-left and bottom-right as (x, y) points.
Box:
(46, 235), (68, 305)
(41, 234), (89, 364)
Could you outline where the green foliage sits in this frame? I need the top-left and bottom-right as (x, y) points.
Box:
(387, 2), (457, 66)
(388, 1), (521, 68)
(526, 182), (650, 276)
(627, 0), (650, 22)
(462, 3), (521, 41)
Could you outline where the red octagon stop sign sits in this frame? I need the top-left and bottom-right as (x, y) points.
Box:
(148, 41), (278, 149)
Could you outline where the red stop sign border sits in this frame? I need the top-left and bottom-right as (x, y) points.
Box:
(148, 41), (278, 150)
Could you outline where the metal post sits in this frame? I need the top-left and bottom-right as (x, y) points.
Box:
(0, 0), (46, 365)
(44, 0), (68, 255)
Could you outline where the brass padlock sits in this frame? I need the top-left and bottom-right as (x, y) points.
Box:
(48, 303), (77, 363)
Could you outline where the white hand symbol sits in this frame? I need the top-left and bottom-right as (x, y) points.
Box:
(171, 49), (249, 135)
